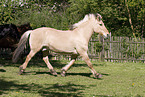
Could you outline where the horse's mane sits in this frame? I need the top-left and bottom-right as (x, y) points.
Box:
(71, 14), (97, 29)
(71, 13), (102, 30)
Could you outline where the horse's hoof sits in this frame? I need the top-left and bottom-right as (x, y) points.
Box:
(94, 73), (103, 79)
(19, 66), (25, 75)
(49, 69), (57, 76)
(61, 69), (66, 77)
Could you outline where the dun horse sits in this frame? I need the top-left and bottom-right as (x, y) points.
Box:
(12, 14), (109, 79)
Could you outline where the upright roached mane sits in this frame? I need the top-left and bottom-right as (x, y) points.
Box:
(72, 14), (102, 29)
(72, 14), (90, 29)
(12, 13), (109, 79)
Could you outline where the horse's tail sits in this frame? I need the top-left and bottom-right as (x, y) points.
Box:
(12, 30), (32, 63)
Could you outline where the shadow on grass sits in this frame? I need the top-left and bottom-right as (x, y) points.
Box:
(0, 77), (85, 97)
(34, 71), (110, 80)
(38, 83), (85, 97)
(1, 58), (108, 79)
(0, 69), (6, 72)
(35, 71), (92, 78)
(0, 77), (31, 95)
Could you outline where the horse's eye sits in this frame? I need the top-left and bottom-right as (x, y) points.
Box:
(99, 24), (102, 26)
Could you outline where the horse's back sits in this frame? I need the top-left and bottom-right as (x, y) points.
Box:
(31, 27), (73, 40)
(29, 27), (77, 53)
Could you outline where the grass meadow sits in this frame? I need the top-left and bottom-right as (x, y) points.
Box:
(0, 58), (145, 97)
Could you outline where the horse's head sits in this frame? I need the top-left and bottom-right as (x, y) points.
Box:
(92, 13), (109, 38)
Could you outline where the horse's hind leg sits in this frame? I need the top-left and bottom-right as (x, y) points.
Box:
(42, 49), (57, 76)
(19, 50), (37, 75)
(61, 55), (78, 76)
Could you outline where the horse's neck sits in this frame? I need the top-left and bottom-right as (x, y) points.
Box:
(75, 21), (94, 43)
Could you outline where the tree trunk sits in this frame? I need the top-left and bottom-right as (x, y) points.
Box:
(125, 0), (137, 40)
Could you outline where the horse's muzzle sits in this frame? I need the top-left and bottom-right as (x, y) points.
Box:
(103, 34), (110, 39)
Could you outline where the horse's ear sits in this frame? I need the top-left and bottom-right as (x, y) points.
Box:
(96, 13), (102, 21)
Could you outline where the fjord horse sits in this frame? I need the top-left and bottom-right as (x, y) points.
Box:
(12, 14), (109, 79)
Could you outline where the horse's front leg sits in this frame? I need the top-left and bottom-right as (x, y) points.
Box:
(61, 59), (75, 76)
(42, 50), (57, 76)
(61, 55), (77, 76)
(80, 52), (102, 79)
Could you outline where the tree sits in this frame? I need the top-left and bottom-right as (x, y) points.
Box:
(0, 0), (144, 38)
(125, 0), (145, 38)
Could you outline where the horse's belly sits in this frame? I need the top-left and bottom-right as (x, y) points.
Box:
(42, 31), (77, 54)
(48, 44), (77, 55)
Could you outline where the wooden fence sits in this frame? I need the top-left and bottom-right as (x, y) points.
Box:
(0, 34), (145, 63)
(88, 35), (145, 63)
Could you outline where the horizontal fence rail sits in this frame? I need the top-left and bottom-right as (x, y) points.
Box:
(0, 34), (145, 63)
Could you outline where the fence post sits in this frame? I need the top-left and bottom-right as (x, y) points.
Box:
(109, 32), (113, 62)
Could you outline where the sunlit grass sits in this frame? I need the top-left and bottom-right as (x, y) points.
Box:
(0, 59), (145, 97)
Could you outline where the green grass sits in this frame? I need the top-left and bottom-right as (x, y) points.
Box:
(0, 58), (145, 97)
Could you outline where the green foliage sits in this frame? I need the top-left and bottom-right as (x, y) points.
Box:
(0, 0), (144, 37)
(94, 42), (109, 53)
(115, 26), (132, 37)
(0, 1), (16, 24)
(95, 42), (103, 52)
(125, 0), (145, 37)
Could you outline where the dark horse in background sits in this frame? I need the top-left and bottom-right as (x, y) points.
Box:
(17, 23), (32, 36)
(0, 24), (20, 50)
(0, 23), (32, 53)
